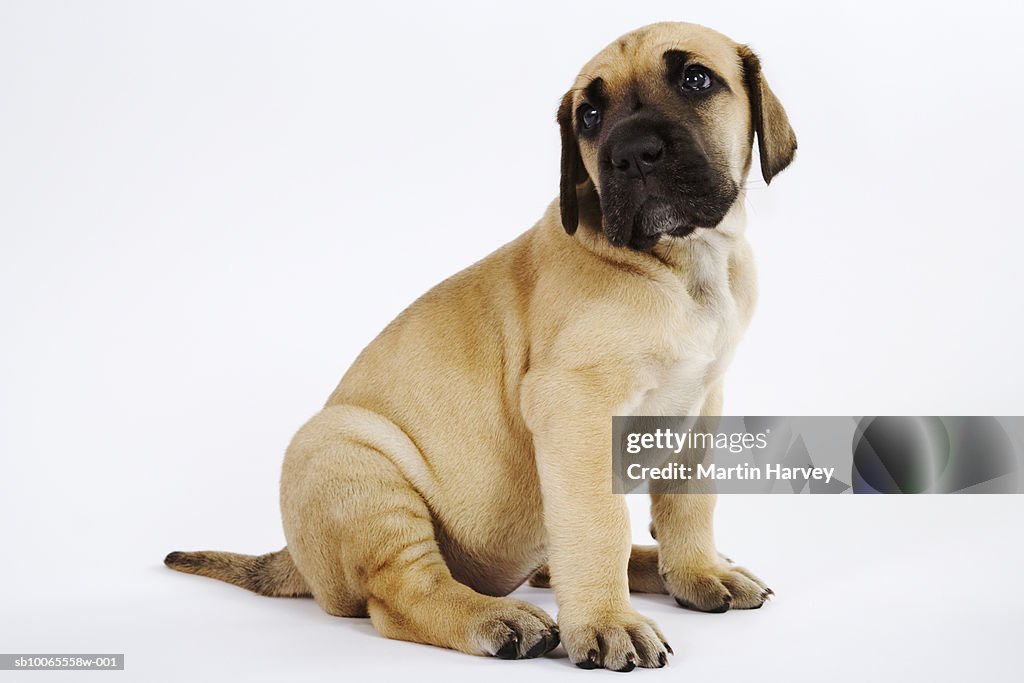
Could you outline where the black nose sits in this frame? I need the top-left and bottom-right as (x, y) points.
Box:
(610, 135), (666, 179)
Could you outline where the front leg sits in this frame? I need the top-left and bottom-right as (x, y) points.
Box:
(651, 385), (772, 612)
(522, 366), (670, 671)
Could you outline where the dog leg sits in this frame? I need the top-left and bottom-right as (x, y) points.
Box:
(650, 386), (771, 612)
(281, 406), (559, 659)
(523, 367), (671, 671)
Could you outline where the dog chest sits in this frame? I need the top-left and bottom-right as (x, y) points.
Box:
(630, 239), (750, 416)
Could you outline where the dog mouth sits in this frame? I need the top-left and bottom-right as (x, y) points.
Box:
(612, 198), (700, 251)
(601, 181), (739, 251)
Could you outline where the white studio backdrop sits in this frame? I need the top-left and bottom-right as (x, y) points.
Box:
(1, 1), (1023, 681)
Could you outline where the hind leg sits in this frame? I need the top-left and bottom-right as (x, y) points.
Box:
(281, 406), (559, 658)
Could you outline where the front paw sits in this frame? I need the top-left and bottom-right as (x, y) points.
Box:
(663, 558), (772, 612)
(559, 608), (671, 671)
(471, 598), (560, 659)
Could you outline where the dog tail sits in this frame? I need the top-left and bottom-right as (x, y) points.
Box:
(164, 547), (310, 597)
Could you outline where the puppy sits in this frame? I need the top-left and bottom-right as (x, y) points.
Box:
(166, 21), (796, 671)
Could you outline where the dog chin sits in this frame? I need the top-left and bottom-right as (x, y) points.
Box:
(635, 200), (683, 236)
(614, 200), (700, 250)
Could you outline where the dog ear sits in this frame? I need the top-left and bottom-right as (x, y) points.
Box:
(557, 90), (588, 234)
(737, 45), (797, 184)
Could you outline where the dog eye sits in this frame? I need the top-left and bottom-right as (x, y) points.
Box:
(681, 65), (713, 92)
(579, 105), (601, 129)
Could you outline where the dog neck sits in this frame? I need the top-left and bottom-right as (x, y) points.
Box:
(651, 201), (748, 271)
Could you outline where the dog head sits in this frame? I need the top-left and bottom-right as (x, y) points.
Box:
(558, 22), (797, 250)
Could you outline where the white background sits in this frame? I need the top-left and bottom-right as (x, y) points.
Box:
(2, 1), (1023, 680)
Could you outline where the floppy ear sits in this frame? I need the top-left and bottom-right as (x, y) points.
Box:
(557, 90), (589, 234)
(737, 45), (797, 184)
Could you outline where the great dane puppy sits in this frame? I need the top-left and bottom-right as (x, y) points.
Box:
(166, 21), (796, 671)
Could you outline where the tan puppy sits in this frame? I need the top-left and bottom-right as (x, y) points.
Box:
(165, 21), (796, 671)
